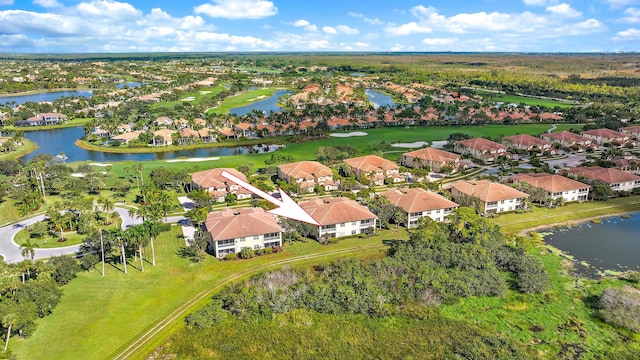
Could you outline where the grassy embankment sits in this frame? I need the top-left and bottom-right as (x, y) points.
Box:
(88, 123), (579, 183)
(11, 227), (401, 360)
(0, 139), (37, 161)
(3, 118), (94, 132)
(476, 90), (577, 108)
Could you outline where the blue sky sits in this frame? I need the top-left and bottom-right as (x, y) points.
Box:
(0, 0), (639, 53)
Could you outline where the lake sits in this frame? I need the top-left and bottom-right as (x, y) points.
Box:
(543, 213), (640, 276)
(22, 127), (282, 162)
(229, 90), (292, 116)
(365, 89), (396, 109)
(115, 82), (143, 89)
(0, 90), (93, 106)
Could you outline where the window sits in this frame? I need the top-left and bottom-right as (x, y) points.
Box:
(239, 237), (245, 242)
(351, 221), (357, 226)
(340, 223), (345, 227)
(253, 244), (261, 250)
(351, 230), (357, 235)
(253, 235), (259, 241)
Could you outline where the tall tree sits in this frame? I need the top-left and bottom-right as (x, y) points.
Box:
(20, 238), (39, 261)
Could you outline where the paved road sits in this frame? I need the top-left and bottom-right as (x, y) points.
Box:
(0, 207), (146, 264)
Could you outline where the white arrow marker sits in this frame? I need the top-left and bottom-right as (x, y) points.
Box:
(221, 170), (319, 226)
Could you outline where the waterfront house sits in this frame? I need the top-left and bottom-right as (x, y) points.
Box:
(380, 187), (459, 228)
(191, 168), (252, 202)
(401, 147), (461, 173)
(205, 208), (282, 258)
(454, 138), (509, 162)
(152, 129), (175, 146)
(343, 155), (404, 185)
(110, 130), (142, 144)
(447, 179), (529, 214)
(512, 173), (589, 204)
(15, 112), (67, 127)
(568, 166), (640, 192)
(298, 197), (377, 239)
(277, 161), (338, 193)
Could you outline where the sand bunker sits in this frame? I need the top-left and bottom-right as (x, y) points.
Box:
(391, 141), (429, 148)
(200, 91), (211, 94)
(89, 163), (111, 167)
(166, 157), (220, 163)
(181, 97), (195, 101)
(330, 132), (368, 138)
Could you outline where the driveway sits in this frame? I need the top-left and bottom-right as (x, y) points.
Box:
(0, 206), (145, 264)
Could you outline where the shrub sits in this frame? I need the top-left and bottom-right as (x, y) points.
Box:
(264, 247), (273, 254)
(224, 253), (237, 261)
(239, 247), (254, 259)
(255, 249), (265, 256)
(49, 255), (81, 285)
(80, 253), (99, 271)
(599, 286), (640, 332)
(328, 238), (339, 244)
(158, 223), (171, 232)
(272, 245), (283, 253)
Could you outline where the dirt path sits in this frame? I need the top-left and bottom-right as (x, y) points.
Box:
(111, 242), (386, 360)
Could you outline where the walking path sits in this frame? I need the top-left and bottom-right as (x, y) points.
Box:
(0, 207), (146, 264)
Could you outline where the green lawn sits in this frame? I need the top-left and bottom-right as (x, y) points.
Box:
(0, 139), (37, 161)
(3, 117), (94, 132)
(151, 85), (227, 110)
(14, 229), (84, 249)
(208, 87), (287, 114)
(492, 196), (640, 235)
(0, 200), (21, 226)
(11, 228), (399, 360)
(476, 90), (577, 108)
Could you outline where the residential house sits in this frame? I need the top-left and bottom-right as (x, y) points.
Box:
(152, 129), (175, 146)
(343, 155), (405, 185)
(234, 123), (257, 138)
(621, 125), (640, 139)
(401, 147), (461, 173)
(612, 157), (640, 174)
(217, 127), (237, 140)
(447, 179), (529, 214)
(454, 138), (509, 162)
(381, 187), (459, 228)
(568, 166), (640, 192)
(502, 134), (554, 154)
(15, 112), (68, 127)
(512, 173), (589, 204)
(191, 168), (252, 202)
(540, 131), (593, 151)
(179, 128), (199, 144)
(110, 130), (142, 144)
(205, 208), (282, 258)
(277, 161), (338, 193)
(581, 128), (635, 147)
(154, 116), (173, 127)
(298, 197), (377, 239)
(198, 128), (217, 143)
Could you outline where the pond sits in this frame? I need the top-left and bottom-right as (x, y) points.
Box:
(229, 90), (292, 116)
(22, 127), (283, 162)
(115, 82), (143, 89)
(0, 90), (93, 106)
(365, 89), (396, 109)
(543, 212), (640, 276)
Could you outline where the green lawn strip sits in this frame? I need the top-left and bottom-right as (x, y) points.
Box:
(151, 85), (227, 110)
(0, 200), (22, 225)
(492, 196), (640, 235)
(4, 118), (94, 132)
(475, 90), (577, 108)
(14, 229), (84, 249)
(209, 87), (287, 114)
(0, 139), (37, 160)
(11, 228), (398, 360)
(75, 137), (278, 154)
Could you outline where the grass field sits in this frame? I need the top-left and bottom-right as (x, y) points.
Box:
(93, 123), (580, 182)
(10, 227), (403, 360)
(151, 85), (227, 110)
(0, 138), (37, 161)
(208, 87), (287, 114)
(476, 90), (577, 108)
(3, 118), (94, 132)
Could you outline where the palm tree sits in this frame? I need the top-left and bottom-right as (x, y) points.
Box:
(20, 238), (39, 260)
(125, 225), (147, 272)
(101, 198), (115, 224)
(144, 221), (160, 266)
(2, 312), (17, 351)
(111, 228), (127, 274)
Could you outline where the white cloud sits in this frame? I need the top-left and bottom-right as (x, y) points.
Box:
(546, 3), (582, 18)
(613, 27), (640, 40)
(422, 37), (458, 46)
(606, 0), (640, 9)
(194, 0), (277, 19)
(390, 43), (404, 51)
(308, 40), (330, 49)
(386, 21), (432, 36)
(0, 10), (85, 35)
(291, 19), (317, 32)
(348, 12), (384, 25)
(555, 19), (606, 35)
(0, 0), (13, 5)
(523, 0), (547, 5)
(336, 25), (358, 35)
(620, 7), (640, 23)
(76, 0), (142, 21)
(34, 0), (61, 7)
(322, 26), (337, 34)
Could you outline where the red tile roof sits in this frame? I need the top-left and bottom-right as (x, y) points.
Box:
(512, 173), (588, 193)
(278, 161), (332, 180)
(456, 138), (507, 151)
(448, 180), (529, 202)
(205, 208), (282, 241)
(568, 166), (640, 184)
(299, 197), (377, 226)
(191, 168), (246, 189)
(502, 134), (551, 148)
(403, 147), (459, 163)
(344, 155), (399, 172)
(381, 188), (458, 213)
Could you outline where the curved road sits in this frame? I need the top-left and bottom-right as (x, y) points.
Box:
(0, 207), (150, 264)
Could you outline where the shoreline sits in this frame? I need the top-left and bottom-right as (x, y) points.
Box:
(75, 138), (281, 154)
(0, 87), (92, 98)
(0, 139), (38, 160)
(519, 210), (640, 236)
